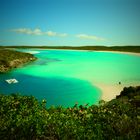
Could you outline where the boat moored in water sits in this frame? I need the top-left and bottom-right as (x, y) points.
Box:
(5, 79), (18, 84)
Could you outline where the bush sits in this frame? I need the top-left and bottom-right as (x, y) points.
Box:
(0, 86), (140, 139)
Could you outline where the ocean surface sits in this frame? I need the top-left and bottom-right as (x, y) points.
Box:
(0, 49), (140, 107)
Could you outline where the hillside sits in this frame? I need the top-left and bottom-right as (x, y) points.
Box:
(0, 86), (139, 139)
(0, 49), (37, 73)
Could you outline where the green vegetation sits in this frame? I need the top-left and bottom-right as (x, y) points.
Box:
(1, 45), (140, 53)
(0, 86), (139, 139)
(0, 49), (37, 73)
(0, 47), (139, 139)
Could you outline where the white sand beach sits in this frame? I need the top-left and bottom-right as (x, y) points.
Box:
(95, 50), (140, 57)
(92, 51), (140, 101)
(36, 48), (140, 56)
(94, 82), (140, 101)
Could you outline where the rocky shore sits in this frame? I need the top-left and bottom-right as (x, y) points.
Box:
(0, 49), (37, 73)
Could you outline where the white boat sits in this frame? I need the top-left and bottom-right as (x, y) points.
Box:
(5, 79), (18, 84)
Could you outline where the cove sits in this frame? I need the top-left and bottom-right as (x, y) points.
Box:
(0, 49), (140, 107)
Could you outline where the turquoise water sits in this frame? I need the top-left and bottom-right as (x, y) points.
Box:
(0, 50), (140, 107)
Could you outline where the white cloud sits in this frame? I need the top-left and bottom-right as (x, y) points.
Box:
(46, 31), (57, 36)
(32, 28), (43, 35)
(46, 31), (68, 37)
(76, 34), (105, 41)
(11, 28), (104, 41)
(11, 28), (43, 35)
(58, 33), (68, 37)
(11, 28), (68, 37)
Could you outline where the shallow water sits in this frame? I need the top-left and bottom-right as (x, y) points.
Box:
(0, 50), (140, 107)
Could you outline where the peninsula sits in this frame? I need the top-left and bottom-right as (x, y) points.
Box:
(0, 49), (37, 73)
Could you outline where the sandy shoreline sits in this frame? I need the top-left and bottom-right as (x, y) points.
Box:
(33, 48), (140, 57)
(95, 50), (140, 57)
(94, 83), (124, 101)
(93, 82), (140, 101)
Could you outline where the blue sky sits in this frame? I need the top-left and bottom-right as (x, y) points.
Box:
(0, 0), (140, 46)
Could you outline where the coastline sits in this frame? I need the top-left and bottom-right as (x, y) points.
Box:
(29, 48), (140, 101)
(95, 50), (140, 57)
(7, 48), (140, 101)
(94, 82), (140, 101)
(33, 48), (140, 57)
(0, 49), (37, 73)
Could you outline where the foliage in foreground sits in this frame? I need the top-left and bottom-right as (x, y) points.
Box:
(0, 86), (140, 140)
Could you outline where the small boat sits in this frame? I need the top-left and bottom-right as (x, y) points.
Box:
(5, 79), (18, 84)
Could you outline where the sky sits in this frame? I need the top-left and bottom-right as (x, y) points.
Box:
(0, 0), (140, 46)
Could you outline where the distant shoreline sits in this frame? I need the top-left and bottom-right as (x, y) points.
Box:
(1, 45), (140, 54)
(95, 50), (140, 57)
(31, 48), (140, 57)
